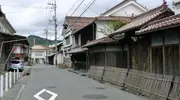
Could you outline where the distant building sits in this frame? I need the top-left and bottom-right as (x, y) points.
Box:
(61, 16), (95, 67)
(48, 42), (63, 65)
(31, 45), (48, 64)
(13, 44), (29, 62)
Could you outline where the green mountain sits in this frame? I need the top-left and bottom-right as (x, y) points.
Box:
(28, 35), (60, 47)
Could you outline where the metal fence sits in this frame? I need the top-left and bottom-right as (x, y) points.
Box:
(88, 66), (179, 100)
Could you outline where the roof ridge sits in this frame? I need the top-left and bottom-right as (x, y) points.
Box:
(66, 16), (95, 19)
(146, 14), (180, 26)
(132, 4), (167, 20)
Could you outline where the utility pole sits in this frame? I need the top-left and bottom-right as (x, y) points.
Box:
(48, 0), (57, 66)
(44, 29), (48, 65)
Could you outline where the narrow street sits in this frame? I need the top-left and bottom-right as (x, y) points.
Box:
(18, 65), (147, 100)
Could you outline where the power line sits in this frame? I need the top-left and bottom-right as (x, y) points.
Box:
(83, 3), (99, 15)
(69, 0), (85, 16)
(56, 0), (84, 31)
(66, 0), (80, 16)
(56, 0), (85, 32)
(69, 0), (96, 28)
(56, 0), (97, 39)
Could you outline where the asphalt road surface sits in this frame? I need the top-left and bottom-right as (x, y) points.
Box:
(19, 64), (147, 100)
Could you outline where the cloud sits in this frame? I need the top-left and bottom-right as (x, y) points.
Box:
(0, 0), (177, 40)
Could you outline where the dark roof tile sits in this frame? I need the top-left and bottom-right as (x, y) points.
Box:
(110, 4), (173, 36)
(83, 37), (116, 47)
(136, 14), (180, 35)
(65, 16), (95, 30)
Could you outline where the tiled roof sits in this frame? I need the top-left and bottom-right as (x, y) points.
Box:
(110, 4), (173, 36)
(136, 14), (180, 35)
(96, 16), (131, 23)
(65, 16), (95, 30)
(83, 37), (116, 47)
(73, 16), (131, 35)
(67, 47), (88, 54)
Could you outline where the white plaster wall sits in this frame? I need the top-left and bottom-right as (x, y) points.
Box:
(54, 53), (64, 64)
(63, 30), (72, 48)
(31, 51), (46, 59)
(95, 21), (110, 39)
(13, 46), (21, 53)
(111, 4), (145, 17)
(103, 1), (146, 17)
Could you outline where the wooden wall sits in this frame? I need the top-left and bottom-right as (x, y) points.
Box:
(88, 44), (127, 68)
(131, 36), (150, 72)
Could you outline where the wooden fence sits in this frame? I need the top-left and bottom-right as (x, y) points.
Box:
(88, 66), (180, 100)
(124, 70), (173, 100)
(88, 66), (104, 81)
(102, 67), (127, 87)
(168, 76), (180, 100)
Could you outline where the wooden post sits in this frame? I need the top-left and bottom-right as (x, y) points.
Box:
(122, 44), (124, 68)
(127, 44), (131, 70)
(162, 35), (166, 75)
(179, 36), (180, 73)
(149, 42), (152, 73)
(86, 51), (88, 70)
(92, 23), (95, 40)
(101, 45), (106, 81)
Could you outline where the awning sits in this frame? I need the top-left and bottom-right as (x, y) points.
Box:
(67, 47), (88, 54)
(83, 37), (117, 48)
(0, 33), (29, 46)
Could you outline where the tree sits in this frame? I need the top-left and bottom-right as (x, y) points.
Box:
(98, 20), (126, 36)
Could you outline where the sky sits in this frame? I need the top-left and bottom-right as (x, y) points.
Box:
(0, 0), (176, 40)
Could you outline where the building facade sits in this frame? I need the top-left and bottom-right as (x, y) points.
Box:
(31, 45), (48, 64)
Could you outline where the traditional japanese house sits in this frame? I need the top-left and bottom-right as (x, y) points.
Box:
(136, 14), (180, 76)
(68, 16), (130, 70)
(86, 4), (174, 72)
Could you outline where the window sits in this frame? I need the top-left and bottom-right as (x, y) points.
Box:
(35, 52), (43, 56)
(65, 36), (70, 45)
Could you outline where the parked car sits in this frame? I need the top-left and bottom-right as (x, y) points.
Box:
(8, 60), (24, 72)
